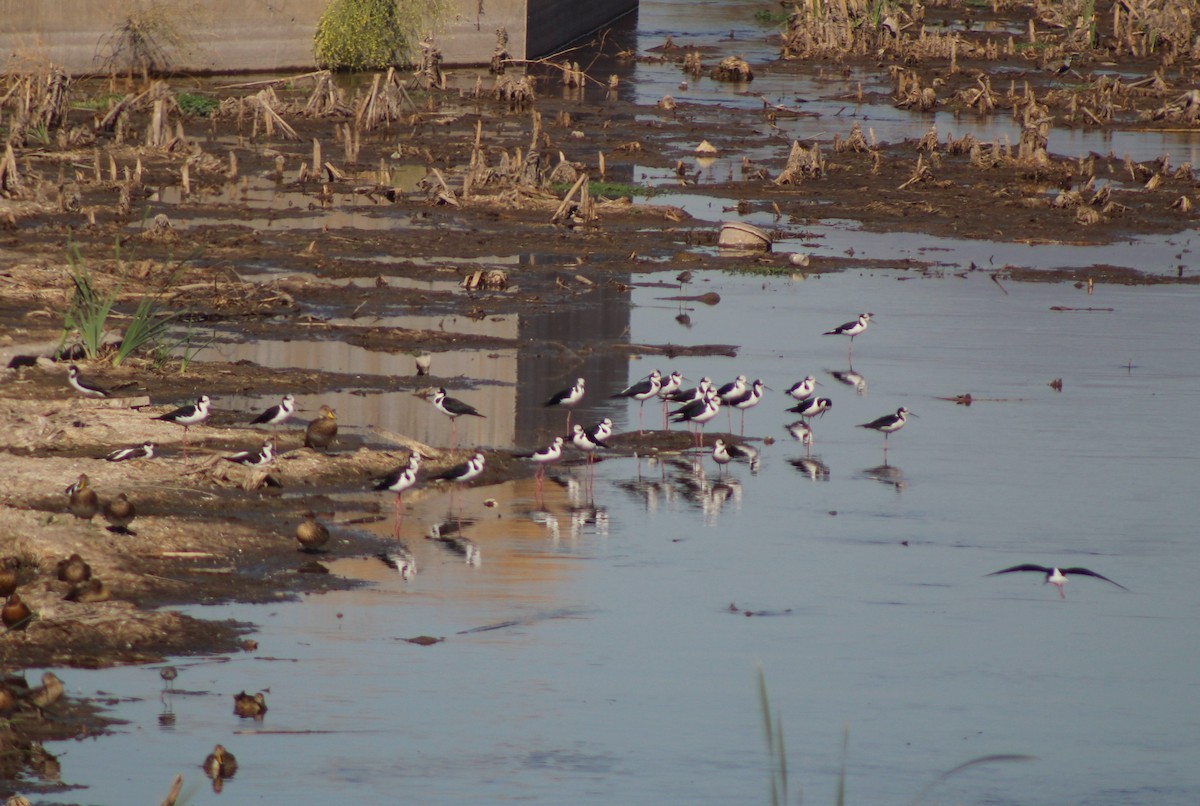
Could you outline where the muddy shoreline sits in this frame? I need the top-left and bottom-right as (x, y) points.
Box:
(2, 0), (1199, 795)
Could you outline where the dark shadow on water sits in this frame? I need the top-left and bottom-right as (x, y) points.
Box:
(862, 463), (905, 492)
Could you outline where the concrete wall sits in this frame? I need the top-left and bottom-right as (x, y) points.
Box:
(0, 0), (636, 75)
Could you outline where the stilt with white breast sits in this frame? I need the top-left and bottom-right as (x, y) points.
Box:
(545, 378), (585, 429)
(611, 370), (661, 434)
(656, 371), (683, 429)
(785, 376), (817, 402)
(517, 436), (564, 501)
(373, 452), (422, 535)
(670, 389), (720, 447)
(727, 379), (764, 436)
(153, 395), (211, 459)
(823, 312), (873, 360)
(67, 365), (111, 398)
(430, 452), (486, 515)
(106, 441), (156, 462)
(986, 564), (1128, 599)
(432, 388), (485, 448)
(858, 406), (910, 458)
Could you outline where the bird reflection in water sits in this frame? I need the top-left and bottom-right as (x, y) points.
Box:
(378, 544), (417, 580)
(788, 455), (831, 482)
(862, 463), (905, 492)
(827, 367), (867, 395)
(427, 519), (481, 566)
(785, 420), (814, 453)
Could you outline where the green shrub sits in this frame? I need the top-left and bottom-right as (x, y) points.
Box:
(314, 0), (450, 71)
(177, 92), (219, 117)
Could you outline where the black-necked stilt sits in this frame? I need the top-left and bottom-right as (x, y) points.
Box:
(656, 370), (684, 428)
(592, 417), (614, 442)
(670, 389), (720, 447)
(823, 312), (873, 359)
(67, 364), (111, 397)
(987, 564), (1128, 599)
(664, 376), (712, 404)
(716, 375), (747, 404)
(378, 545), (417, 580)
(431, 452), (486, 513)
(517, 436), (564, 498)
(304, 405), (338, 452)
(374, 452), (422, 533)
(859, 406), (909, 457)
(545, 378), (585, 429)
(727, 378), (764, 435)
(102, 493), (136, 534)
(676, 270), (693, 293)
(572, 423), (610, 456)
(66, 473), (99, 520)
(785, 396), (832, 423)
(105, 441), (156, 462)
(786, 375), (817, 401)
(251, 394), (296, 428)
(223, 439), (275, 467)
(432, 388), (485, 447)
(154, 395), (211, 459)
(711, 438), (758, 475)
(612, 370), (662, 433)
(295, 512), (331, 553)
(716, 374), (747, 431)
(572, 424), (609, 496)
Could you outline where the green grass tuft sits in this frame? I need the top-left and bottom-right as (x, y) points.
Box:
(176, 92), (219, 118)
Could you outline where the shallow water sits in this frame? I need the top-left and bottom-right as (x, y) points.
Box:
(47, 268), (1200, 805)
(30, 3), (1200, 803)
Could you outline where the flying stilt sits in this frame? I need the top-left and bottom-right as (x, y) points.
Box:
(986, 564), (1128, 599)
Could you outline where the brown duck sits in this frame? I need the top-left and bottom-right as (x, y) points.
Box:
(203, 744), (238, 779)
(0, 557), (22, 597)
(295, 512), (331, 553)
(26, 672), (64, 712)
(102, 493), (136, 534)
(304, 405), (338, 451)
(56, 553), (92, 584)
(66, 473), (99, 520)
(1, 593), (32, 630)
(65, 578), (111, 603)
(233, 690), (268, 719)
